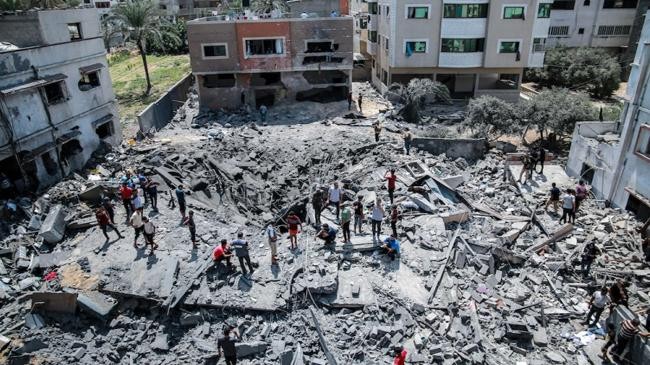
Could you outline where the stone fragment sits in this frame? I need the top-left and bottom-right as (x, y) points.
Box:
(38, 204), (66, 243)
(545, 351), (566, 363)
(236, 341), (268, 357)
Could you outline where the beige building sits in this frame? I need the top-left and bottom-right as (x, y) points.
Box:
(362, 0), (552, 102)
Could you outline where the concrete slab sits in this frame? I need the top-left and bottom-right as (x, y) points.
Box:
(30, 292), (77, 313)
(102, 255), (179, 300)
(75, 290), (118, 320)
(330, 267), (377, 308)
(508, 164), (574, 195)
(39, 204), (66, 244)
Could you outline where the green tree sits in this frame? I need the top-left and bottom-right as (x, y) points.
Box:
(146, 20), (187, 55)
(251, 0), (288, 14)
(388, 79), (451, 123)
(522, 88), (596, 141)
(0, 0), (27, 11)
(464, 95), (520, 142)
(105, 0), (180, 95)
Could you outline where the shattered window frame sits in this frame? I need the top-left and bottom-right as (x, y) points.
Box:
(244, 38), (285, 58)
(67, 23), (82, 41)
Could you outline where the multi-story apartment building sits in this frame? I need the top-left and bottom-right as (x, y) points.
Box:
(566, 9), (650, 219)
(364, 0), (552, 102)
(0, 9), (121, 192)
(186, 9), (353, 109)
(546, 0), (640, 49)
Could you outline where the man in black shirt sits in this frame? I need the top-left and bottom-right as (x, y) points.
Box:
(312, 188), (324, 225)
(218, 326), (240, 365)
(545, 182), (561, 213)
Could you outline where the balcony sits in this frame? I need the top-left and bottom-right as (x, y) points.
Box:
(438, 52), (483, 68)
(440, 18), (487, 38)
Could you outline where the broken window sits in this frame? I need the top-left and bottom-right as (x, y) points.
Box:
(41, 152), (58, 176)
(407, 6), (429, 19)
(625, 194), (650, 221)
(43, 82), (66, 105)
(245, 39), (283, 57)
(67, 23), (82, 41)
(60, 139), (83, 163)
(635, 125), (650, 158)
(306, 41), (334, 53)
(203, 43), (228, 58)
(95, 121), (113, 139)
(580, 164), (595, 185)
(78, 71), (101, 91)
(203, 74), (236, 88)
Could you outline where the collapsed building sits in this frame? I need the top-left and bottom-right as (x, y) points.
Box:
(0, 8), (121, 193)
(187, 3), (354, 109)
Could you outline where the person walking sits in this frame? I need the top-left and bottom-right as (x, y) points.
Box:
(536, 146), (546, 174)
(358, 94), (363, 113)
(266, 223), (279, 264)
(218, 326), (240, 365)
(612, 318), (650, 360)
(385, 169), (397, 204)
(352, 196), (364, 235)
(373, 121), (382, 142)
(327, 182), (343, 221)
(581, 241), (601, 276)
(119, 182), (133, 218)
(286, 211), (302, 250)
(347, 92), (353, 111)
(183, 210), (197, 248)
(402, 128), (413, 155)
(129, 207), (144, 248)
(545, 183), (561, 213)
(259, 104), (268, 123)
(518, 154), (532, 184)
(390, 205), (400, 238)
(102, 197), (116, 224)
(559, 189), (575, 224)
(95, 207), (123, 241)
(575, 180), (588, 212)
(231, 232), (254, 276)
(340, 203), (352, 243)
(583, 287), (610, 328)
(176, 185), (187, 219)
(145, 177), (159, 211)
(142, 216), (157, 255)
(312, 187), (324, 225)
(370, 199), (385, 241)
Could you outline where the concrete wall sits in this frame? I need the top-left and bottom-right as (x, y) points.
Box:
(138, 73), (193, 132)
(411, 137), (488, 161)
(0, 12), (43, 48)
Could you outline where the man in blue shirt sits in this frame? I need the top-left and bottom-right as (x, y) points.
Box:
(231, 232), (254, 276)
(316, 223), (337, 246)
(381, 235), (400, 260)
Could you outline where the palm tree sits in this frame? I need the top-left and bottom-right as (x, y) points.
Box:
(250, 0), (288, 14)
(105, 0), (180, 95)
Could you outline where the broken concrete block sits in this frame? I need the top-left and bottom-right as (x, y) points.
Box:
(78, 184), (103, 202)
(236, 341), (268, 357)
(39, 204), (66, 243)
(545, 351), (566, 363)
(151, 333), (170, 351)
(533, 328), (549, 347)
(25, 313), (45, 329)
(19, 277), (38, 290)
(72, 347), (86, 360)
(76, 291), (117, 320)
(0, 334), (10, 351)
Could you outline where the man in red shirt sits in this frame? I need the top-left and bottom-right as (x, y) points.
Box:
(286, 211), (302, 250)
(119, 183), (133, 217)
(95, 207), (123, 241)
(393, 345), (407, 365)
(385, 169), (397, 204)
(212, 239), (233, 269)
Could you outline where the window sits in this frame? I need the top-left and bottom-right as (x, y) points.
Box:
(443, 4), (488, 18)
(360, 17), (368, 29)
(244, 39), (283, 57)
(67, 23), (82, 41)
(95, 122), (113, 139)
(551, 0), (575, 10)
(306, 41), (334, 53)
(549, 25), (570, 36)
(584, 0), (591, 5)
(499, 41), (520, 53)
(603, 0), (638, 8)
(202, 43), (228, 58)
(441, 38), (485, 52)
(407, 6), (429, 19)
(378, 4), (381, 14)
(533, 38), (546, 52)
(503, 6), (525, 19)
(95, 1), (110, 8)
(386, 6), (390, 16)
(537, 3), (551, 18)
(385, 37), (389, 51)
(78, 71), (100, 91)
(369, 31), (378, 43)
(368, 2), (378, 14)
(382, 70), (388, 85)
(597, 25), (632, 35)
(578, 27), (585, 34)
(42, 153), (58, 176)
(636, 125), (650, 158)
(405, 41), (427, 54)
(43, 82), (66, 105)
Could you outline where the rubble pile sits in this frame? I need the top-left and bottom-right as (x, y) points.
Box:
(0, 88), (649, 364)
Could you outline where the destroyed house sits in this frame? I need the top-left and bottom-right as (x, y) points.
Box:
(0, 8), (121, 192)
(187, 11), (354, 109)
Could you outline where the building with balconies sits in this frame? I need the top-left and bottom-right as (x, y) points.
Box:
(0, 8), (121, 193)
(364, 0), (552, 102)
(187, 10), (353, 109)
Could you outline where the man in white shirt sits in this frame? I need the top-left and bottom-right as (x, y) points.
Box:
(371, 199), (385, 241)
(130, 208), (144, 248)
(560, 189), (575, 224)
(584, 287), (610, 328)
(133, 189), (144, 210)
(266, 224), (278, 265)
(328, 182), (343, 221)
(142, 216), (157, 254)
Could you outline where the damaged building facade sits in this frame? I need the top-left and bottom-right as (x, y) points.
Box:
(0, 8), (121, 192)
(187, 10), (353, 109)
(362, 0), (552, 101)
(566, 9), (650, 220)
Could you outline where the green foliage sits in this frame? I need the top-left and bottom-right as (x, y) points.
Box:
(464, 95), (520, 142)
(527, 47), (621, 99)
(0, 0), (26, 11)
(522, 87), (596, 138)
(146, 20), (187, 55)
(388, 79), (451, 123)
(251, 0), (288, 14)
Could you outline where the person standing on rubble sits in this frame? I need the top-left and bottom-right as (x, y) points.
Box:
(373, 121), (382, 142)
(286, 211), (302, 250)
(142, 216), (157, 255)
(119, 182), (133, 218)
(583, 286), (610, 328)
(312, 187), (325, 225)
(612, 318), (650, 360)
(176, 185), (187, 219)
(358, 94), (363, 113)
(392, 345), (407, 365)
(145, 177), (159, 211)
(559, 189), (575, 224)
(259, 104), (268, 123)
(231, 232), (254, 276)
(95, 207), (123, 241)
(575, 180), (588, 212)
(137, 172), (148, 204)
(129, 207), (144, 248)
(518, 154), (532, 184)
(402, 128), (413, 155)
(347, 92), (353, 111)
(340, 203), (352, 243)
(328, 182), (343, 222)
(218, 326), (240, 365)
(102, 197), (116, 224)
(545, 183), (561, 213)
(385, 169), (397, 204)
(266, 223), (279, 264)
(581, 241), (601, 276)
(183, 210), (197, 248)
(609, 279), (629, 307)
(353, 196), (364, 235)
(535, 146), (546, 174)
(390, 205), (400, 238)
(370, 199), (385, 241)
(132, 189), (144, 211)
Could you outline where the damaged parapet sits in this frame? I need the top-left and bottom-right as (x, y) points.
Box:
(187, 12), (354, 110)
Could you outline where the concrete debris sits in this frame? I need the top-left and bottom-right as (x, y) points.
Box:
(0, 82), (648, 365)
